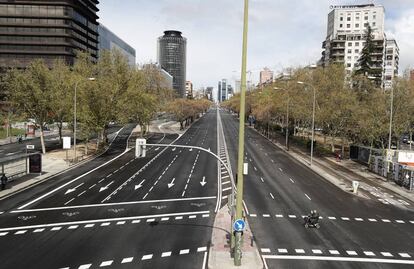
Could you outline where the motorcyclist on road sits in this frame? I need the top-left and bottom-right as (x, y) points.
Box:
(310, 210), (320, 225)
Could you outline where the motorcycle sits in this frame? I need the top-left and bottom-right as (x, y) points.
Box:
(304, 215), (320, 229)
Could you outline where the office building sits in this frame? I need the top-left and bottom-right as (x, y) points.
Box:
(227, 84), (233, 99)
(0, 0), (99, 69)
(185, 81), (193, 99)
(320, 4), (399, 89)
(383, 39), (399, 89)
(157, 30), (187, 98)
(260, 67), (273, 85)
(206, 87), (213, 101)
(98, 24), (136, 66)
(217, 81), (222, 102)
(217, 79), (228, 102)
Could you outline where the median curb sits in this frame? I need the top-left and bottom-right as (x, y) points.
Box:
(208, 206), (264, 269)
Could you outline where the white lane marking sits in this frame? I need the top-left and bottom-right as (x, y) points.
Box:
(14, 196), (217, 214)
(254, 167), (257, 171)
(263, 214), (271, 218)
(161, 252), (172, 257)
(222, 175), (230, 179)
(399, 253), (411, 258)
(89, 184), (96, 190)
(100, 222), (110, 226)
(260, 177), (264, 183)
(78, 264), (92, 269)
(77, 191), (87, 197)
(261, 255), (414, 265)
(355, 218), (363, 221)
(271, 159), (274, 163)
(295, 249), (305, 254)
(368, 218), (377, 222)
(278, 249), (288, 253)
(18, 149), (130, 209)
(33, 228), (45, 233)
(132, 220), (141, 224)
(121, 257), (133, 263)
(312, 249), (322, 254)
(161, 217), (169, 221)
(202, 214), (210, 218)
(189, 215), (196, 219)
(250, 214), (257, 217)
(396, 220), (405, 224)
(364, 251), (375, 256)
(84, 224), (95, 228)
(341, 217), (350, 221)
(329, 250), (340, 255)
(198, 247), (207, 252)
(116, 221), (126, 225)
(382, 219), (391, 223)
(15, 230), (27, 235)
(289, 178), (295, 183)
(381, 252), (393, 257)
(304, 194), (311, 200)
(142, 254), (153, 260)
(179, 249), (190, 255)
(146, 218), (155, 223)
(279, 168), (283, 172)
(0, 211), (209, 232)
(347, 251), (358, 256)
(100, 260), (113, 267)
(222, 181), (231, 186)
(222, 187), (232, 192)
(64, 198), (75, 205)
(175, 216), (183, 220)
(270, 193), (275, 200)
(51, 227), (61, 231)
(288, 215), (296, 218)
(275, 214), (283, 218)
(202, 251), (208, 269)
(261, 248), (271, 253)
(68, 225), (78, 230)
(328, 217), (336, 220)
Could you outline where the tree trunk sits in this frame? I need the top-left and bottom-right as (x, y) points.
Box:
(368, 139), (374, 166)
(57, 121), (63, 145)
(330, 136), (335, 153)
(40, 127), (46, 154)
(341, 137), (345, 159)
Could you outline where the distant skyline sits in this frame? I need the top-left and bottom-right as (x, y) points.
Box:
(98, 0), (414, 90)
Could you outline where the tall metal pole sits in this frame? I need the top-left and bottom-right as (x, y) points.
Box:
(310, 86), (316, 166)
(234, 0), (249, 266)
(73, 81), (78, 163)
(387, 86), (394, 174)
(285, 96), (289, 150)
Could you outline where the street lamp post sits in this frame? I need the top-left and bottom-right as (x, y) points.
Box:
(234, 0), (249, 266)
(73, 77), (95, 163)
(297, 81), (316, 166)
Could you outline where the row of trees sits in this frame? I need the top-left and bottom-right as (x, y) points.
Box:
(223, 64), (414, 154)
(1, 50), (211, 153)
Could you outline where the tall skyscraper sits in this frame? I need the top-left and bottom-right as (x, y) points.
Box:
(0, 0), (99, 69)
(260, 67), (274, 85)
(221, 79), (227, 102)
(157, 30), (187, 98)
(320, 4), (399, 89)
(217, 81), (222, 102)
(98, 24), (136, 66)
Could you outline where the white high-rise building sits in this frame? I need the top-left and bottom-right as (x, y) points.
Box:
(320, 4), (399, 89)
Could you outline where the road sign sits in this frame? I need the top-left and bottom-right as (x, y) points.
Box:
(63, 137), (71, 149)
(233, 219), (246, 232)
(26, 145), (35, 150)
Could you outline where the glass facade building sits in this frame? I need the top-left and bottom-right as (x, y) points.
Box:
(157, 30), (187, 98)
(0, 0), (99, 69)
(98, 24), (136, 66)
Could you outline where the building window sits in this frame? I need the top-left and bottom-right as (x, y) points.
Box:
(347, 56), (352, 60)
(347, 17), (351, 21)
(347, 24), (351, 28)
(348, 42), (352, 46)
(348, 49), (352, 53)
(355, 42), (359, 46)
(355, 23), (359, 28)
(356, 16), (360, 20)
(347, 63), (352, 67)
(355, 56), (359, 60)
(372, 22), (376, 26)
(339, 24), (343, 28)
(364, 16), (368, 20)
(355, 49), (359, 53)
(373, 15), (376, 19)
(340, 17), (343, 21)
(364, 23), (369, 27)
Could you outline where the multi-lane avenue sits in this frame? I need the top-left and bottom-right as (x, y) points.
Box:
(0, 108), (413, 268)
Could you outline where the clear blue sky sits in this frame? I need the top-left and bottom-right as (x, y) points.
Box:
(98, 0), (414, 90)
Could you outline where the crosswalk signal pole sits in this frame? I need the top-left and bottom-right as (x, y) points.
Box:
(234, 0), (249, 266)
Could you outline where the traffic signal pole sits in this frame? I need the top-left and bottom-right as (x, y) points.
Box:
(234, 0), (249, 266)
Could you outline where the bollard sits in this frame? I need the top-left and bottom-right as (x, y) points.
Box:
(352, 181), (360, 194)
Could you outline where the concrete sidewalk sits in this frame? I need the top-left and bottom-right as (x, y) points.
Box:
(249, 125), (414, 205)
(208, 206), (263, 269)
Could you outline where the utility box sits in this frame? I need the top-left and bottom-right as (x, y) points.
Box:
(135, 139), (146, 158)
(29, 154), (42, 174)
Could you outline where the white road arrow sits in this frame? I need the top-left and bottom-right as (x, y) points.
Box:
(99, 181), (114, 192)
(135, 179), (145, 190)
(168, 178), (176, 189)
(200, 176), (207, 187)
(65, 188), (76, 195)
